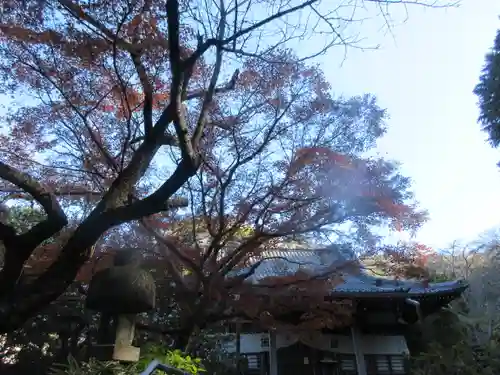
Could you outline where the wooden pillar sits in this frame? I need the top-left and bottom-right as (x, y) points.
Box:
(269, 331), (278, 375)
(235, 322), (241, 374)
(350, 326), (367, 375)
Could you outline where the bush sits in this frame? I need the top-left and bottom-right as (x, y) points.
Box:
(410, 340), (500, 375)
(50, 345), (206, 375)
(137, 346), (206, 374)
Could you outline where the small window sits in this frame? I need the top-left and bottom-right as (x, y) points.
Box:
(366, 355), (407, 375)
(340, 358), (356, 371)
(390, 356), (405, 374)
(337, 355), (357, 375)
(376, 357), (390, 373)
(260, 335), (270, 348)
(245, 354), (260, 369)
(330, 338), (339, 348)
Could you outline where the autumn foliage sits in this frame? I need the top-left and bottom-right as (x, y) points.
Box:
(0, 0), (431, 334)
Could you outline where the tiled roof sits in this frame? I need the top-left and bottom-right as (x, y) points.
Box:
(231, 247), (468, 296)
(235, 246), (356, 281)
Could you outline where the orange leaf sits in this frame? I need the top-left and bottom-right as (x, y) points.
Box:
(130, 15), (142, 28)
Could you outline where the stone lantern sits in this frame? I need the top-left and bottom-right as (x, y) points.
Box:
(85, 249), (156, 362)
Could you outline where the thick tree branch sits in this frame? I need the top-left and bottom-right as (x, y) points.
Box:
(130, 133), (178, 147)
(0, 162), (68, 296)
(166, 0), (199, 166)
(0, 162), (68, 245)
(0, 159), (195, 333)
(191, 0), (227, 147)
(104, 160), (194, 221)
(131, 52), (154, 138)
(166, 0), (182, 70)
(0, 187), (103, 199)
(0, 88), (194, 325)
(87, 101), (178, 215)
(130, 68), (240, 148)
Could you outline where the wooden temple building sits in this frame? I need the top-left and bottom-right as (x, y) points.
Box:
(221, 248), (468, 375)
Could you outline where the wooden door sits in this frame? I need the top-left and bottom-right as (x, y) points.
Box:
(319, 362), (341, 375)
(276, 342), (314, 375)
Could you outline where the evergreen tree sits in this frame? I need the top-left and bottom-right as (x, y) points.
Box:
(474, 29), (500, 148)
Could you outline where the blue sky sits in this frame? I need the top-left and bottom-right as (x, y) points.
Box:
(310, 0), (500, 249)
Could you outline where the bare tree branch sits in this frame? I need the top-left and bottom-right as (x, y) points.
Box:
(184, 69), (240, 101)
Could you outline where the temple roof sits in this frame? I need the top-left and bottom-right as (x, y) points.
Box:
(232, 247), (468, 297)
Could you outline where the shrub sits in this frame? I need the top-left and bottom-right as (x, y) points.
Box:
(50, 345), (206, 375)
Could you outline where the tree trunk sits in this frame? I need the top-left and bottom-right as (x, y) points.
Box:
(173, 326), (195, 351)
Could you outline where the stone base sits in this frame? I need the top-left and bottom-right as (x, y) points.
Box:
(89, 314), (141, 363)
(113, 345), (140, 362)
(88, 344), (114, 361)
